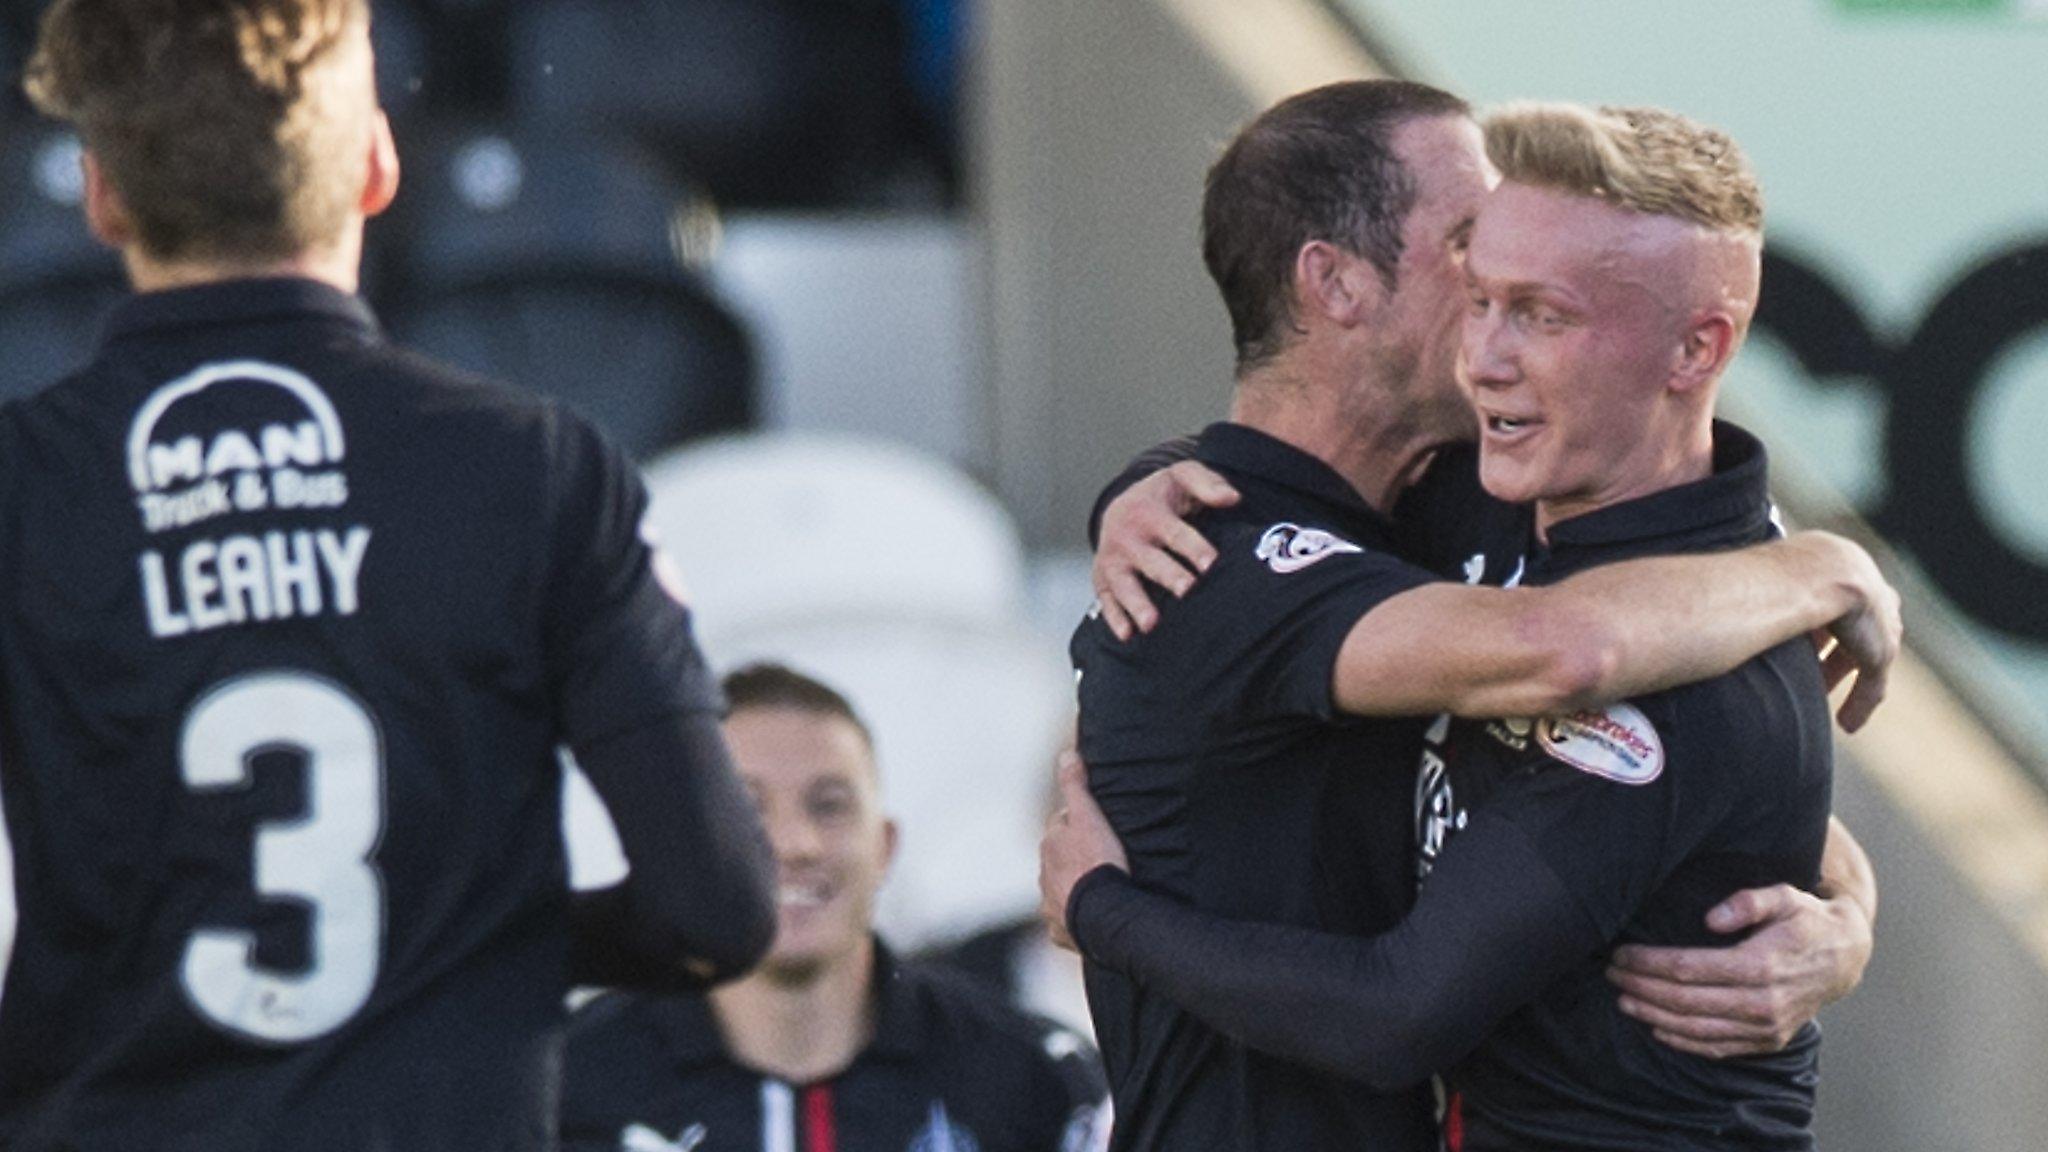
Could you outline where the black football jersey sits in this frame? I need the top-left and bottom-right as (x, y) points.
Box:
(1073, 422), (1454, 1152)
(561, 943), (1109, 1152)
(1422, 425), (1831, 1151)
(0, 279), (722, 1151)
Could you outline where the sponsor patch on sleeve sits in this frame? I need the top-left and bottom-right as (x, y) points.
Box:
(1535, 703), (1664, 785)
(1255, 522), (1363, 573)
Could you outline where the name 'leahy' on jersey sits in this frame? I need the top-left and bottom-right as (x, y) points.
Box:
(0, 280), (722, 1151)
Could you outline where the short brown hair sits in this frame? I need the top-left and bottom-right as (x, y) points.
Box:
(25, 0), (376, 262)
(723, 663), (874, 750)
(1203, 80), (1471, 374)
(1483, 102), (1763, 237)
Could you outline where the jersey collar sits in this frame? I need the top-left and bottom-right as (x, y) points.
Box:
(102, 277), (381, 346)
(1540, 420), (1774, 568)
(1194, 422), (1396, 538)
(651, 937), (927, 1074)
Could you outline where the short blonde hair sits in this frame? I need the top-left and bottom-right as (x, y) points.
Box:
(25, 0), (374, 262)
(1483, 102), (1762, 236)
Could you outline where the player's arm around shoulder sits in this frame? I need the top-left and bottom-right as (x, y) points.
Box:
(1333, 530), (1902, 725)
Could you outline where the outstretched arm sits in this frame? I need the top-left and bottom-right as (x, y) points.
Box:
(1333, 531), (1901, 730)
(1039, 756), (1598, 1090)
(1091, 463), (1901, 731)
(1044, 788), (1596, 1086)
(1606, 816), (1876, 1057)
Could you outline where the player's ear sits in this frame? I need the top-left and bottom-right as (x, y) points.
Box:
(879, 816), (901, 874)
(80, 151), (135, 250)
(1671, 312), (1737, 395)
(360, 110), (399, 219)
(1294, 240), (1384, 329)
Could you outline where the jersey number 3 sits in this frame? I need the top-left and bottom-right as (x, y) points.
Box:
(178, 672), (385, 1044)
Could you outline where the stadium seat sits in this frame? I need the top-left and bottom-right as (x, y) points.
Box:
(396, 0), (513, 114)
(506, 0), (919, 207)
(370, 0), (431, 118)
(559, 613), (1074, 948)
(384, 127), (755, 457)
(0, 129), (125, 399)
(0, 2), (37, 78)
(571, 429), (1064, 943)
(639, 431), (1033, 644)
(607, 433), (1059, 946)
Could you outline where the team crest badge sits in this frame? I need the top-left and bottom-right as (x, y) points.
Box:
(1535, 704), (1664, 785)
(1255, 523), (1362, 573)
(907, 1102), (982, 1152)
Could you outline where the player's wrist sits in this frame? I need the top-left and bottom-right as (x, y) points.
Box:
(1064, 863), (1133, 956)
(1811, 531), (1884, 620)
(1809, 889), (1875, 1005)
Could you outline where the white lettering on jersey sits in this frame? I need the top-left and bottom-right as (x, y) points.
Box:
(141, 527), (371, 638)
(1255, 523), (1362, 574)
(128, 361), (351, 533)
(1535, 704), (1665, 785)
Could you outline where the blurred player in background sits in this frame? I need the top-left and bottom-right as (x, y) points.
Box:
(563, 663), (1110, 1152)
(0, 2), (775, 1148)
(1047, 81), (1889, 1152)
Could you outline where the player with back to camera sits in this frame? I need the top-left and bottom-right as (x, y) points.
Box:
(1044, 101), (1871, 1150)
(0, 2), (777, 1149)
(1040, 81), (1890, 1152)
(562, 663), (1112, 1152)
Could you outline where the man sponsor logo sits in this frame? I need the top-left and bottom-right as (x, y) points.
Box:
(1254, 523), (1362, 574)
(127, 360), (350, 533)
(1535, 704), (1664, 785)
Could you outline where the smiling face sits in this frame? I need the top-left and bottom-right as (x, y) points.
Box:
(1457, 180), (1721, 525)
(724, 705), (896, 986)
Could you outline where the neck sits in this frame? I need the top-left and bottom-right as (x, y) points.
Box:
(709, 939), (878, 1084)
(123, 233), (363, 296)
(1230, 358), (1444, 515)
(1535, 414), (1716, 538)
